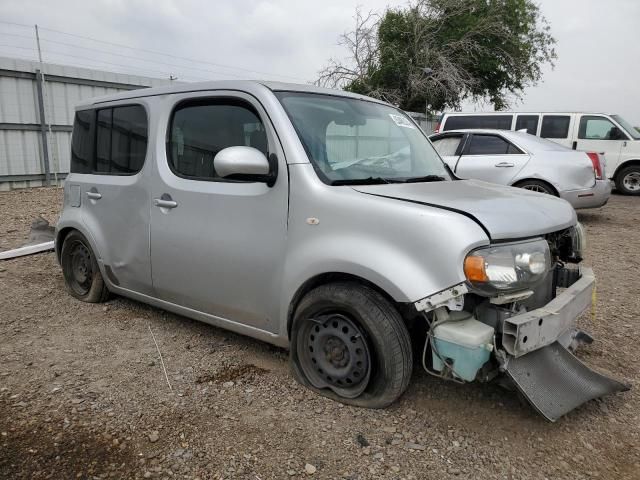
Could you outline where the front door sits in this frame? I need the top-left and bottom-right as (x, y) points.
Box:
(574, 114), (626, 176)
(149, 93), (288, 333)
(454, 133), (530, 185)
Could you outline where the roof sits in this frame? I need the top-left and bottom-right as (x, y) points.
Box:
(441, 111), (614, 116)
(76, 79), (391, 109)
(430, 129), (570, 152)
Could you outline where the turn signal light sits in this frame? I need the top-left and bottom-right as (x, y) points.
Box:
(464, 256), (488, 282)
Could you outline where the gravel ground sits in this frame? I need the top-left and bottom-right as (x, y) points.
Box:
(0, 187), (638, 480)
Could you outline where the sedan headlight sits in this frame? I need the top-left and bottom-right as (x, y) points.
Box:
(464, 239), (551, 295)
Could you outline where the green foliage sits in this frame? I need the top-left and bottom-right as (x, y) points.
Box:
(329, 0), (556, 111)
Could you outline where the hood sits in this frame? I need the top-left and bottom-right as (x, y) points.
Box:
(354, 179), (576, 240)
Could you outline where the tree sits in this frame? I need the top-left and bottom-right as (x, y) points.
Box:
(317, 0), (556, 112)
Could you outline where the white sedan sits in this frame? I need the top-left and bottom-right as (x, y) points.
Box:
(429, 129), (611, 209)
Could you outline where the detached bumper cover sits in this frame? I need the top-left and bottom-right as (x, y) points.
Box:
(502, 268), (594, 358)
(505, 341), (630, 422)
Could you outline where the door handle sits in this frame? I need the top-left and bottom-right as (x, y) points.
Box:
(86, 191), (102, 200)
(495, 162), (514, 168)
(153, 198), (178, 209)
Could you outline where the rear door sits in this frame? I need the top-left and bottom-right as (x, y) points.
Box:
(454, 133), (530, 185)
(149, 92), (288, 333)
(71, 104), (153, 295)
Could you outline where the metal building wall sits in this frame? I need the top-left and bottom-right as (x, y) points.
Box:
(0, 56), (171, 191)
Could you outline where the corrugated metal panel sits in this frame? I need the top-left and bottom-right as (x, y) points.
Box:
(0, 55), (172, 189)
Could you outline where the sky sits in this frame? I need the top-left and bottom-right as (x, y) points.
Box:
(0, 0), (638, 125)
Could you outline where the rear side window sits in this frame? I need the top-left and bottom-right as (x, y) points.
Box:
(167, 99), (267, 181)
(540, 115), (570, 139)
(443, 115), (512, 131)
(466, 135), (522, 155)
(71, 105), (148, 175)
(515, 115), (539, 135)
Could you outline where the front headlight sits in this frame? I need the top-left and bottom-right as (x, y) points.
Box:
(464, 239), (551, 295)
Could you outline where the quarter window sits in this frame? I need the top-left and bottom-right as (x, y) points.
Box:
(443, 115), (513, 131)
(540, 115), (570, 139)
(167, 99), (268, 181)
(578, 116), (620, 140)
(70, 105), (148, 175)
(466, 135), (521, 155)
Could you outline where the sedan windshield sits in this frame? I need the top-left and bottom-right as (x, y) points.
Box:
(275, 92), (450, 185)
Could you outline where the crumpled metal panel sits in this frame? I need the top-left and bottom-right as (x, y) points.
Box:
(505, 341), (630, 422)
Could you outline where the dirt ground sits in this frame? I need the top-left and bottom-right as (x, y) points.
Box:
(0, 187), (638, 480)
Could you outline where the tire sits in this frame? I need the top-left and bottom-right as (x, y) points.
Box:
(290, 282), (413, 408)
(615, 165), (640, 196)
(515, 179), (557, 196)
(60, 230), (109, 303)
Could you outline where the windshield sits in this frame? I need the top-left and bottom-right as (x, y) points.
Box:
(612, 115), (640, 140)
(275, 92), (450, 185)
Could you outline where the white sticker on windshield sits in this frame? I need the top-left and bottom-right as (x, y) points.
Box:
(389, 114), (415, 129)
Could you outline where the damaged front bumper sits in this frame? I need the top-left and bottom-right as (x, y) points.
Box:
(417, 267), (630, 421)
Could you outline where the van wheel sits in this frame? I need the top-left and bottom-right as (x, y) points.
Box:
(290, 282), (412, 408)
(515, 180), (557, 196)
(615, 165), (640, 195)
(60, 231), (109, 303)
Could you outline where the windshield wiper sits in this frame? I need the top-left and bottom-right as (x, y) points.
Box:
(330, 177), (402, 186)
(401, 175), (446, 183)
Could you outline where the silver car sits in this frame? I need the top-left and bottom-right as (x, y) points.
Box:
(430, 129), (611, 209)
(56, 81), (627, 420)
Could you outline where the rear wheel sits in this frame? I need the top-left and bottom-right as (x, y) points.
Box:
(60, 231), (109, 303)
(515, 179), (557, 196)
(615, 165), (640, 195)
(290, 282), (413, 408)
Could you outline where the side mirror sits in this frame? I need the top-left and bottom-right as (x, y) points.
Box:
(214, 146), (275, 185)
(609, 127), (626, 140)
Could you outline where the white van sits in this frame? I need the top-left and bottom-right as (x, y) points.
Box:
(436, 112), (640, 195)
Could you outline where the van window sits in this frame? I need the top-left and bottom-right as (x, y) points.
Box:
(443, 115), (512, 131)
(70, 109), (95, 174)
(579, 116), (621, 140)
(515, 115), (539, 135)
(540, 115), (570, 139)
(168, 99), (268, 181)
(466, 134), (522, 155)
(71, 105), (148, 175)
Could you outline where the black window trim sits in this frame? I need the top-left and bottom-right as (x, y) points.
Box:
(462, 133), (525, 156)
(72, 102), (149, 176)
(165, 95), (277, 184)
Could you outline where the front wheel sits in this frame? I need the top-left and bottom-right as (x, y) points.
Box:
(60, 231), (109, 303)
(615, 165), (640, 195)
(290, 282), (413, 408)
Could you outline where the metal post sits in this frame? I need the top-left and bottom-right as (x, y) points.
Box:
(35, 69), (51, 187)
(35, 25), (56, 186)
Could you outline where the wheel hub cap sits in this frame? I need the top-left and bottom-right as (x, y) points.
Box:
(623, 172), (640, 191)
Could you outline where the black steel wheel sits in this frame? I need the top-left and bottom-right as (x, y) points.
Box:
(60, 231), (109, 303)
(296, 312), (372, 399)
(290, 282), (413, 408)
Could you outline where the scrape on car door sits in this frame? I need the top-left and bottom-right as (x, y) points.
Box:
(149, 93), (288, 333)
